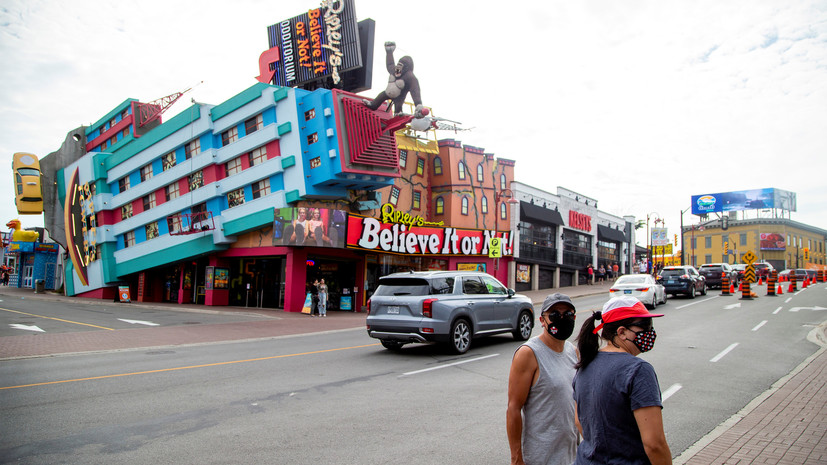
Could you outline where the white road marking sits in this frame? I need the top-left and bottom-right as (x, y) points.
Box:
(789, 306), (827, 312)
(773, 307), (782, 315)
(784, 297), (792, 303)
(661, 383), (682, 402)
(400, 354), (499, 376)
(751, 321), (767, 331)
(10, 324), (45, 332)
(675, 295), (719, 309)
(117, 318), (160, 326)
(710, 343), (739, 363)
(723, 303), (741, 310)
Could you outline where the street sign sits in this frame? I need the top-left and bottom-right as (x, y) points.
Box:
(744, 265), (756, 283)
(742, 251), (756, 264)
(488, 237), (502, 258)
(653, 244), (673, 255)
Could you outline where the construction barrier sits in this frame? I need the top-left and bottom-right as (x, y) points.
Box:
(740, 281), (753, 299)
(818, 269), (825, 283)
(790, 272), (798, 292)
(721, 275), (731, 296)
(766, 271), (777, 296)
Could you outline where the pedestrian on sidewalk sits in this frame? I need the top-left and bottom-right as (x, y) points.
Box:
(507, 293), (579, 465)
(598, 264), (605, 283)
(309, 279), (320, 316)
(612, 263), (619, 280)
(572, 296), (671, 465)
(586, 264), (594, 285)
(315, 278), (328, 317)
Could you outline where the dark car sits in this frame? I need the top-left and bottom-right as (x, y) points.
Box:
(657, 266), (706, 298)
(365, 271), (535, 354)
(754, 262), (775, 278)
(699, 263), (738, 289)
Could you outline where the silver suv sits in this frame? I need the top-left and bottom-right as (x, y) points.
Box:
(366, 271), (535, 354)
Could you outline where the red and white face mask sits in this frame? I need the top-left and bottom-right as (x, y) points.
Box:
(629, 328), (657, 352)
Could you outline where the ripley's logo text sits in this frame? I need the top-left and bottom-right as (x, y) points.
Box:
(381, 203), (443, 228)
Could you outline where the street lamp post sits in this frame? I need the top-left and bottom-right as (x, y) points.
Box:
(646, 212), (662, 275)
(680, 206), (691, 266)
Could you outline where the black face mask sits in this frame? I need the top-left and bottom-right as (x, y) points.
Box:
(545, 311), (575, 340)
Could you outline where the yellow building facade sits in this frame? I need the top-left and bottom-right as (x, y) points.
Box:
(681, 217), (827, 270)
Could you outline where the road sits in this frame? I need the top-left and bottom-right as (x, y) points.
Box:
(0, 284), (824, 463)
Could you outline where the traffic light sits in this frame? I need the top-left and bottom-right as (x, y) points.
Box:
(724, 241), (728, 255)
(722, 216), (729, 230)
(674, 234), (678, 247)
(804, 248), (810, 261)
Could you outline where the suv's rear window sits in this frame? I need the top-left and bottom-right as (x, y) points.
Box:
(699, 265), (721, 270)
(661, 269), (687, 277)
(373, 277), (455, 296)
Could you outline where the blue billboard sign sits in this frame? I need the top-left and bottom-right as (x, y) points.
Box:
(691, 188), (796, 215)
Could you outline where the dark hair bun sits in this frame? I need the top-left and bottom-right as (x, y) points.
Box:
(593, 311), (602, 321)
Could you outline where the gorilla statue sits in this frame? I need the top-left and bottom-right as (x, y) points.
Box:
(363, 42), (424, 117)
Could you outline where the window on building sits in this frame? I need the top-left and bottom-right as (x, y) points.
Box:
(222, 127), (239, 146)
(109, 136), (117, 146)
(167, 215), (182, 234)
(226, 157), (243, 176)
(477, 164), (484, 182)
(704, 254), (712, 263)
(121, 204), (133, 220)
(100, 140), (108, 151)
(304, 109), (316, 121)
(165, 182), (179, 201)
(436, 197), (444, 215)
(188, 171), (204, 191)
(461, 196), (469, 215)
(124, 230), (135, 248)
(500, 202), (507, 219)
(458, 162), (466, 180)
(501, 174), (507, 190)
(122, 127), (130, 138)
(691, 237), (696, 249)
(191, 202), (207, 226)
(481, 195), (488, 214)
(307, 133), (319, 145)
(389, 186), (400, 206)
(416, 157), (425, 176)
(145, 222), (159, 240)
(399, 150), (407, 168)
(245, 114), (263, 135)
(252, 179), (270, 199)
(519, 221), (558, 262)
(185, 139), (201, 159)
(140, 164), (153, 182)
(434, 157), (442, 175)
(739, 233), (747, 246)
(142, 192), (156, 210)
(413, 191), (421, 210)
(227, 188), (245, 208)
(162, 152), (176, 171)
(249, 146), (267, 166)
(705, 237), (712, 248)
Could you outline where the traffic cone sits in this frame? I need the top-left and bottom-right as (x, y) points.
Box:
(804, 278), (809, 288)
(758, 276), (763, 285)
(777, 284), (783, 295)
(729, 283), (735, 294)
(788, 282), (794, 293)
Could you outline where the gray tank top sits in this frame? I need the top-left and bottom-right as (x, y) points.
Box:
(520, 336), (578, 465)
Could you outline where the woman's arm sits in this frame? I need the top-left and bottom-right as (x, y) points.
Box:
(633, 406), (672, 465)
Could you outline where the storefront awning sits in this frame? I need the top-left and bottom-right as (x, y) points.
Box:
(598, 224), (627, 243)
(395, 134), (439, 154)
(520, 201), (565, 226)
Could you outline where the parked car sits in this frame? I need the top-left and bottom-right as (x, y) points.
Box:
(609, 274), (666, 309)
(779, 269), (817, 282)
(365, 271), (534, 354)
(657, 266), (706, 298)
(12, 152), (44, 214)
(754, 262), (775, 278)
(699, 263), (738, 289)
(732, 264), (746, 281)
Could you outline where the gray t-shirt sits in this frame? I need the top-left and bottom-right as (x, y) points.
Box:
(572, 351), (663, 464)
(519, 336), (578, 465)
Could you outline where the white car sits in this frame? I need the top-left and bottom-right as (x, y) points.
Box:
(609, 274), (666, 309)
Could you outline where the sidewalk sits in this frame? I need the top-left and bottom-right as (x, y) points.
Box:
(2, 282), (825, 463)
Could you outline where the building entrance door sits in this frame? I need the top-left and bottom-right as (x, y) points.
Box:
(22, 266), (33, 288)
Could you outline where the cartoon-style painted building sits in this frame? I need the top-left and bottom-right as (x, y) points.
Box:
(38, 77), (521, 313)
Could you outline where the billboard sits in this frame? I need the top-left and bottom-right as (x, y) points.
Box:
(273, 207), (348, 248)
(691, 188), (797, 215)
(263, 0), (362, 88)
(651, 227), (668, 246)
(760, 233), (786, 251)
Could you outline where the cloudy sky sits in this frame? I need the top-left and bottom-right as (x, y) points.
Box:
(1, 0), (825, 248)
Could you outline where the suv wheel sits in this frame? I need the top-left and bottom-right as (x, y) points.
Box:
(450, 319), (472, 354)
(688, 285), (696, 299)
(701, 283), (707, 295)
(512, 310), (533, 341)
(381, 340), (404, 351)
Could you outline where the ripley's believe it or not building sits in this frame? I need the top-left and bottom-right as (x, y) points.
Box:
(31, 1), (639, 312)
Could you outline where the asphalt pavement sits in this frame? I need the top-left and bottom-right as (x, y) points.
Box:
(1, 280), (825, 463)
